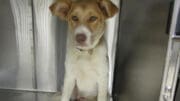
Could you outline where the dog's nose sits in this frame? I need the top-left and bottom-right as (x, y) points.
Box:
(76, 34), (87, 44)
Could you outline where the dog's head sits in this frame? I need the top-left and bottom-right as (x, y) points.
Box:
(50, 0), (118, 50)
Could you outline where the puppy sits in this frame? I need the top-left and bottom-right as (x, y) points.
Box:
(50, 0), (118, 101)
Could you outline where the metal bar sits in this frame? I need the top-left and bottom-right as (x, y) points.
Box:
(159, 0), (180, 100)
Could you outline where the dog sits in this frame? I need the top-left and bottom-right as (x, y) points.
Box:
(50, 0), (118, 101)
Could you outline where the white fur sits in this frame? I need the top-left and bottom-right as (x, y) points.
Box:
(61, 31), (108, 101)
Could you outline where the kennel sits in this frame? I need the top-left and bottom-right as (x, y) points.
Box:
(0, 0), (180, 101)
(113, 0), (180, 101)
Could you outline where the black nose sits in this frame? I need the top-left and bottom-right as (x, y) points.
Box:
(76, 34), (87, 44)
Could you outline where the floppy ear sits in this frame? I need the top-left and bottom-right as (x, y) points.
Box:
(49, 0), (71, 20)
(98, 0), (119, 19)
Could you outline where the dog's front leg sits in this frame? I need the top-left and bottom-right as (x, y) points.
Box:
(97, 75), (108, 101)
(61, 73), (75, 101)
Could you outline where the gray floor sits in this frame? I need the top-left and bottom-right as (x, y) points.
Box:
(0, 89), (61, 101)
(114, 0), (170, 101)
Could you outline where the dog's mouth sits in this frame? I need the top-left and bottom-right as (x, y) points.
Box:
(75, 35), (103, 51)
(74, 37), (90, 50)
(73, 25), (104, 51)
(74, 34), (93, 51)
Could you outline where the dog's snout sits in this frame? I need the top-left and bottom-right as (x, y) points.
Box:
(76, 34), (87, 44)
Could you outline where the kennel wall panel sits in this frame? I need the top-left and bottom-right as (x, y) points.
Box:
(0, 0), (19, 89)
(113, 0), (170, 101)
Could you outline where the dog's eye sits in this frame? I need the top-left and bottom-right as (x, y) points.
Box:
(72, 16), (79, 21)
(89, 16), (97, 22)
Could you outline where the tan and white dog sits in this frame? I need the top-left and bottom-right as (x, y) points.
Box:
(50, 0), (118, 101)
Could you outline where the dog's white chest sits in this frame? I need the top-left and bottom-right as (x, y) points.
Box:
(74, 54), (100, 97)
(75, 68), (98, 97)
(66, 48), (107, 97)
(65, 41), (108, 98)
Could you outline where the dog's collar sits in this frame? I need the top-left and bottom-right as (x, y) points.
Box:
(76, 47), (83, 52)
(76, 48), (93, 55)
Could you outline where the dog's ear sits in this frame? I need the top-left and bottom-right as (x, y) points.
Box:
(49, 0), (71, 20)
(98, 0), (118, 19)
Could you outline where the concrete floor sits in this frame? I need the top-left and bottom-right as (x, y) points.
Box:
(0, 89), (61, 101)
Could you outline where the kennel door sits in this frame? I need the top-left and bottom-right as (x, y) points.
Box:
(159, 0), (180, 101)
